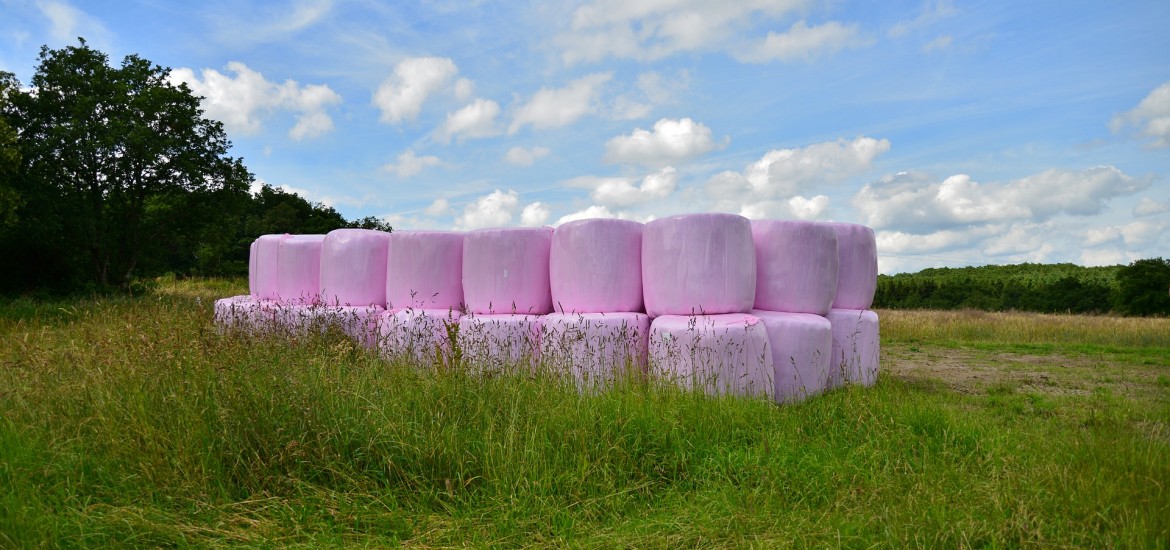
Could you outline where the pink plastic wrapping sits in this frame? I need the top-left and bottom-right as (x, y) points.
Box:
(550, 219), (644, 313)
(214, 295), (254, 329)
(642, 214), (756, 318)
(248, 240), (258, 296)
(539, 312), (650, 387)
(462, 227), (553, 315)
(826, 308), (880, 388)
(319, 229), (391, 307)
(311, 305), (385, 348)
(273, 303), (322, 337)
(751, 310), (832, 403)
(386, 230), (465, 310)
(378, 308), (462, 364)
(752, 220), (839, 316)
(648, 314), (774, 398)
(252, 234), (290, 300)
(827, 223), (878, 310)
(277, 235), (325, 304)
(457, 314), (542, 372)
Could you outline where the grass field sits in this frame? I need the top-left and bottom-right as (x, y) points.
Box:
(2, 279), (1168, 547)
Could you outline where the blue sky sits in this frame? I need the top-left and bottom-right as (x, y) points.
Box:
(2, 0), (1167, 273)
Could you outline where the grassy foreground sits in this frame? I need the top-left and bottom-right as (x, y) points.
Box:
(1, 280), (1168, 547)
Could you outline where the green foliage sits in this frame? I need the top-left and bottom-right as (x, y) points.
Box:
(1114, 258), (1170, 316)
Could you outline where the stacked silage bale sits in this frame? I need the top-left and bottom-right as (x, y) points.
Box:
(378, 230), (465, 364)
(314, 228), (391, 347)
(541, 219), (649, 388)
(458, 227), (553, 373)
(214, 233), (290, 330)
(824, 223), (880, 388)
(273, 234), (326, 335)
(643, 213), (774, 398)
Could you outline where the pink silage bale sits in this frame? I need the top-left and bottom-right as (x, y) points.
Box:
(278, 234), (325, 304)
(826, 308), (880, 389)
(540, 312), (650, 387)
(457, 314), (543, 372)
(751, 309), (832, 403)
(319, 229), (391, 307)
(751, 220), (839, 315)
(213, 295), (254, 329)
(248, 240), (258, 296)
(253, 234), (290, 301)
(462, 227), (553, 315)
(647, 313), (774, 398)
(378, 308), (462, 364)
(387, 230), (464, 310)
(550, 219), (644, 313)
(642, 213), (756, 318)
(826, 222), (878, 310)
(311, 305), (385, 348)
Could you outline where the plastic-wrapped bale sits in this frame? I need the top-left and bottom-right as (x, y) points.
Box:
(540, 312), (650, 388)
(319, 229), (391, 307)
(751, 310), (832, 403)
(311, 305), (385, 348)
(462, 227), (553, 315)
(826, 309), (880, 389)
(278, 235), (326, 305)
(550, 219), (644, 313)
(387, 230), (464, 310)
(642, 213), (756, 318)
(457, 314), (542, 373)
(252, 234), (290, 301)
(273, 303), (323, 337)
(378, 308), (462, 364)
(214, 295), (254, 329)
(648, 314), (774, 398)
(751, 220), (839, 316)
(826, 223), (877, 310)
(248, 240), (258, 296)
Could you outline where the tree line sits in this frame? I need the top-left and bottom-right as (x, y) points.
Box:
(0, 40), (389, 295)
(875, 259), (1170, 317)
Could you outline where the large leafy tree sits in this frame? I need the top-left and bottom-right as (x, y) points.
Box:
(1114, 258), (1170, 316)
(10, 39), (249, 288)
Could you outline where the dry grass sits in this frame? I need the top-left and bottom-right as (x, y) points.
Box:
(879, 308), (1170, 348)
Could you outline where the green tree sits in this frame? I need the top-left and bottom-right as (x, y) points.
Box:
(0, 72), (20, 229)
(1114, 258), (1170, 316)
(9, 39), (248, 288)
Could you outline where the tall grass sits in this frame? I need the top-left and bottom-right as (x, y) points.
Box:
(880, 308), (1170, 349)
(1, 281), (1167, 546)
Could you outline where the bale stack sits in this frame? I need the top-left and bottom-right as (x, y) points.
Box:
(378, 230), (465, 363)
(313, 228), (390, 347)
(825, 222), (881, 388)
(274, 234), (326, 335)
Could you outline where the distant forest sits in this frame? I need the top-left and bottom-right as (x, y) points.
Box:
(875, 259), (1170, 317)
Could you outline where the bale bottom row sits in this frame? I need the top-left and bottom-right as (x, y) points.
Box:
(214, 296), (879, 404)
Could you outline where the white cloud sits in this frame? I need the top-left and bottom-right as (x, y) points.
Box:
(509, 73), (612, 133)
(604, 118), (724, 165)
(555, 205), (617, 225)
(382, 149), (441, 178)
(434, 98), (501, 143)
(504, 146), (550, 166)
(569, 166), (679, 208)
(453, 78), (475, 102)
(454, 189), (519, 230)
(735, 20), (864, 63)
(855, 166), (1150, 233)
(372, 57), (459, 124)
(169, 62), (341, 140)
(520, 202), (551, 226)
(1080, 249), (1135, 267)
(888, 0), (957, 38)
(1111, 80), (1170, 148)
(36, 0), (110, 44)
(424, 197), (452, 216)
(608, 70), (691, 120)
(1134, 197), (1170, 217)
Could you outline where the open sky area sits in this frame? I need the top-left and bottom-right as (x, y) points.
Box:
(1, 0), (1167, 273)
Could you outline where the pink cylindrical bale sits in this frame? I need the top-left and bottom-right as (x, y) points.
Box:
(278, 234), (325, 304)
(311, 305), (385, 348)
(550, 219), (644, 313)
(214, 295), (254, 329)
(273, 303), (323, 337)
(462, 227), (553, 315)
(248, 240), (258, 296)
(539, 312), (650, 387)
(378, 308), (462, 364)
(647, 313), (774, 398)
(457, 314), (542, 372)
(319, 229), (391, 307)
(826, 308), (880, 389)
(827, 223), (877, 310)
(752, 220), (839, 316)
(253, 234), (290, 300)
(642, 214), (756, 318)
(387, 230), (464, 310)
(751, 309), (832, 403)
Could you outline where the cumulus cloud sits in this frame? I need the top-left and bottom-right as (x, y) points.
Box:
(735, 20), (864, 63)
(424, 197), (452, 216)
(1111, 80), (1170, 148)
(372, 57), (459, 124)
(854, 166), (1150, 233)
(504, 146), (550, 166)
(454, 189), (519, 230)
(509, 73), (612, 133)
(520, 202), (551, 226)
(1134, 197), (1170, 217)
(608, 70), (691, 120)
(169, 62), (342, 140)
(555, 205), (617, 225)
(36, 0), (110, 44)
(382, 149), (441, 178)
(569, 166), (678, 208)
(434, 98), (501, 143)
(604, 118), (725, 165)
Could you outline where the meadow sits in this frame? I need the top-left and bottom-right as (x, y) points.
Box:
(1, 278), (1168, 547)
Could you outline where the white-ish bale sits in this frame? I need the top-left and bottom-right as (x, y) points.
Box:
(647, 313), (773, 398)
(825, 308), (880, 389)
(539, 312), (649, 388)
